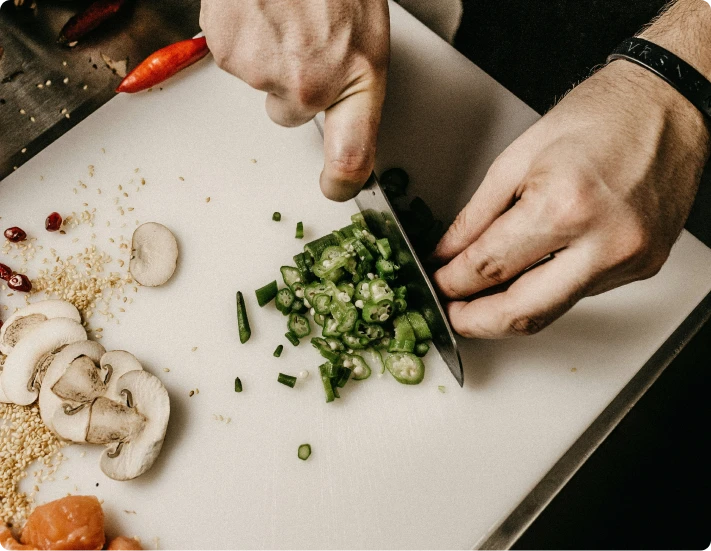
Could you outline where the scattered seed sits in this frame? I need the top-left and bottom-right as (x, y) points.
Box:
(205, 197), (211, 203)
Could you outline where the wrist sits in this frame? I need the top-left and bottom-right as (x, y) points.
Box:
(639, 0), (711, 79)
(601, 60), (710, 160)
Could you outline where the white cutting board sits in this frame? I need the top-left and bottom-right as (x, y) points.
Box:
(2, 4), (711, 549)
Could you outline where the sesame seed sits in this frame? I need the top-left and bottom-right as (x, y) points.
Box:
(205, 197), (211, 203)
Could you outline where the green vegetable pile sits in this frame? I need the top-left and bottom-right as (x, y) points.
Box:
(255, 211), (434, 402)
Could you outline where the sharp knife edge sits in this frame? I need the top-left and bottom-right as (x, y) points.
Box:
(313, 113), (463, 386)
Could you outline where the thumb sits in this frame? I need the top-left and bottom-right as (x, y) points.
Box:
(320, 83), (385, 202)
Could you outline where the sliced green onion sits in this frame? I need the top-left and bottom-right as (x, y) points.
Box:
(235, 291), (251, 344)
(255, 280), (278, 307)
(272, 212), (281, 221)
(298, 444), (312, 461)
(285, 331), (300, 346)
(273, 344), (284, 358)
(278, 373), (297, 387)
(295, 221), (304, 239)
(234, 377), (243, 393)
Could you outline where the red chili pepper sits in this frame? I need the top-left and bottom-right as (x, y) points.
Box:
(58, 0), (128, 45)
(116, 37), (209, 94)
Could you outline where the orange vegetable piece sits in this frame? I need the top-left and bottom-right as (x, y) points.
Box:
(20, 496), (105, 550)
(106, 536), (142, 550)
(0, 527), (36, 550)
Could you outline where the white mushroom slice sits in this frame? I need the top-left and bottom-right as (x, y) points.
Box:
(100, 350), (143, 400)
(0, 380), (10, 404)
(99, 370), (170, 481)
(129, 222), (178, 287)
(86, 396), (146, 445)
(40, 340), (105, 435)
(1, 318), (87, 405)
(52, 356), (107, 402)
(51, 402), (91, 443)
(0, 300), (81, 355)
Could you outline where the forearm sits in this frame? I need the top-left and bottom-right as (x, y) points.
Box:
(639, 0), (711, 78)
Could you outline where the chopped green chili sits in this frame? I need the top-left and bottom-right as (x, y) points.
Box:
(295, 221), (304, 239)
(255, 280), (278, 307)
(234, 377), (243, 393)
(298, 444), (312, 460)
(414, 342), (430, 357)
(273, 344), (284, 357)
(235, 291), (251, 344)
(278, 372), (297, 388)
(272, 212), (281, 221)
(285, 331), (300, 346)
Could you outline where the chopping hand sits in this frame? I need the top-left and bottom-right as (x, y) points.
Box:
(200, 0), (390, 202)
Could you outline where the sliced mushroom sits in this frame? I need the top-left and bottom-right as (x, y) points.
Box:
(52, 356), (107, 403)
(100, 350), (144, 398)
(51, 402), (91, 443)
(99, 370), (170, 481)
(39, 341), (105, 436)
(0, 300), (81, 355)
(129, 222), (178, 287)
(1, 318), (87, 405)
(86, 396), (146, 445)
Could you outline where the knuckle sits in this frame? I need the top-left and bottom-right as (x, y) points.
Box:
(464, 250), (507, 286)
(546, 179), (595, 233)
(507, 312), (548, 336)
(449, 206), (476, 242)
(329, 153), (372, 184)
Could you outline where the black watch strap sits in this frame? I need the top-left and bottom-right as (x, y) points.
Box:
(607, 37), (711, 120)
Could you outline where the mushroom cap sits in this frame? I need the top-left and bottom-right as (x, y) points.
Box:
(39, 340), (106, 435)
(100, 350), (143, 399)
(129, 222), (178, 287)
(1, 318), (87, 405)
(99, 370), (170, 481)
(0, 300), (81, 355)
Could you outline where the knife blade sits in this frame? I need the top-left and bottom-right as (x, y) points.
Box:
(313, 114), (463, 386)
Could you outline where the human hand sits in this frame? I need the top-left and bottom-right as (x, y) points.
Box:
(200, 0), (390, 201)
(432, 61), (710, 338)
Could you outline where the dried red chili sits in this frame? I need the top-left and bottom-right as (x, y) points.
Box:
(116, 37), (209, 94)
(58, 0), (128, 45)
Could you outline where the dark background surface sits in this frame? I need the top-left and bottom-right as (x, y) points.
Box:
(454, 1), (710, 549)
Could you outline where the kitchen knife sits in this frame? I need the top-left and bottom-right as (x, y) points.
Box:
(313, 114), (463, 386)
